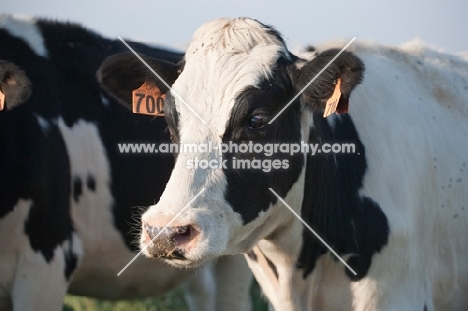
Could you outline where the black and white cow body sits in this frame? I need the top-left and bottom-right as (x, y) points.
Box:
(0, 15), (252, 311)
(100, 17), (468, 311)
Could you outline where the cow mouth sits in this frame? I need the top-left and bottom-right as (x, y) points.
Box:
(152, 250), (209, 269)
(144, 243), (188, 261)
(159, 249), (187, 260)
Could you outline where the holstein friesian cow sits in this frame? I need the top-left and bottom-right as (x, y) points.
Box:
(0, 15), (252, 311)
(99, 17), (468, 311)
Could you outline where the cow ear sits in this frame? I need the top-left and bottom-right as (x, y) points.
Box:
(295, 49), (364, 116)
(0, 61), (32, 111)
(97, 52), (179, 110)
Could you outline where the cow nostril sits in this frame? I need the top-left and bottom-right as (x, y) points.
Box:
(173, 225), (197, 246)
(175, 225), (190, 236)
(143, 223), (196, 250)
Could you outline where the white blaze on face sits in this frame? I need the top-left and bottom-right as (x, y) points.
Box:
(0, 15), (49, 58)
(142, 18), (291, 264)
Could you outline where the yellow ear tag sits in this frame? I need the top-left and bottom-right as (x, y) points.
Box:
(323, 78), (341, 118)
(132, 81), (165, 116)
(0, 89), (5, 111)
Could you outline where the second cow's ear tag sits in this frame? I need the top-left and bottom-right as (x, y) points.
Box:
(323, 78), (341, 118)
(0, 89), (5, 111)
(132, 81), (165, 116)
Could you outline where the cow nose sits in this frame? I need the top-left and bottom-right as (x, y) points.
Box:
(143, 223), (197, 259)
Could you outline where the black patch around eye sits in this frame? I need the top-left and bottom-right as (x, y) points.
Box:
(222, 60), (305, 224)
(225, 58), (295, 142)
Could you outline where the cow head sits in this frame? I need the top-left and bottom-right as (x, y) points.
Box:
(98, 17), (364, 267)
(0, 60), (31, 111)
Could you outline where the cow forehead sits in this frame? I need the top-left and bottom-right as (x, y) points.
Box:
(187, 17), (286, 55)
(172, 17), (291, 138)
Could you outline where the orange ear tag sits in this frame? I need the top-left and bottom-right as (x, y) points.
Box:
(0, 89), (5, 111)
(323, 78), (341, 118)
(132, 81), (165, 116)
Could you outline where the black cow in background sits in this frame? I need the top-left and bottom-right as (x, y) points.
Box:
(0, 15), (252, 311)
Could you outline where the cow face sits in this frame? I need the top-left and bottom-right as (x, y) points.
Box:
(0, 60), (31, 111)
(98, 17), (363, 267)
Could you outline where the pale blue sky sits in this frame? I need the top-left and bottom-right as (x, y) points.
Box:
(3, 0), (467, 53)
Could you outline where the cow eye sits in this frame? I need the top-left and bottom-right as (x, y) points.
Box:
(248, 115), (267, 129)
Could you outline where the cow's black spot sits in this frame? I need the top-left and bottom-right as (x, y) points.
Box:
(296, 114), (389, 280)
(23, 122), (74, 262)
(86, 175), (96, 191)
(64, 243), (78, 281)
(72, 177), (82, 202)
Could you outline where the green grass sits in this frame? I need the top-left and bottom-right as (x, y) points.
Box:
(63, 295), (185, 311)
(63, 289), (188, 311)
(63, 281), (269, 311)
